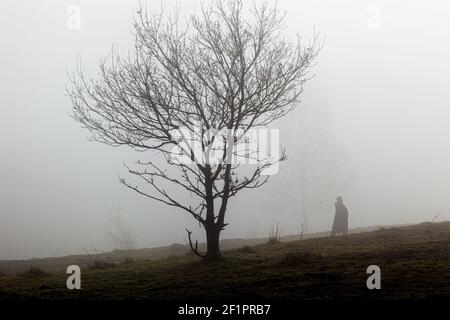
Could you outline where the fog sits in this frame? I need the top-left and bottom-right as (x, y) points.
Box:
(1, 0), (449, 260)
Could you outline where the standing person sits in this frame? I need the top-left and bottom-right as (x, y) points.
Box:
(331, 196), (348, 237)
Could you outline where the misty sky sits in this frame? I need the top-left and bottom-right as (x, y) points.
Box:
(1, 0), (450, 260)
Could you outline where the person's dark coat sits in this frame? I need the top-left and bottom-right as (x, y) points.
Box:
(332, 202), (348, 234)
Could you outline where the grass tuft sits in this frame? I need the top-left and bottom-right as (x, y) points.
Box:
(89, 259), (116, 270)
(22, 266), (48, 277)
(279, 251), (321, 266)
(236, 245), (255, 254)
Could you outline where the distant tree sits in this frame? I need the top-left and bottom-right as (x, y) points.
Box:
(280, 105), (350, 234)
(105, 209), (137, 251)
(68, 0), (319, 260)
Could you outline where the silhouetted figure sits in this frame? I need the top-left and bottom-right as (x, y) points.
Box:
(331, 196), (348, 237)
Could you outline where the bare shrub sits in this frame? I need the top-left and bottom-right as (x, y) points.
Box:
(268, 223), (282, 244)
(89, 259), (116, 270)
(22, 266), (48, 277)
(122, 257), (135, 264)
(237, 245), (255, 254)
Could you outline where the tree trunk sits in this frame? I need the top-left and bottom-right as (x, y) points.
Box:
(205, 224), (221, 260)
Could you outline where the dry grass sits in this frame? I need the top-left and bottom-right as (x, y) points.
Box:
(0, 221), (449, 300)
(21, 266), (48, 278)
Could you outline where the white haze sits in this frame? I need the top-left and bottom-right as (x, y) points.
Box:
(1, 0), (449, 259)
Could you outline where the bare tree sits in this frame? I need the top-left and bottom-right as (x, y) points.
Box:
(280, 105), (351, 235)
(68, 0), (319, 260)
(105, 208), (137, 251)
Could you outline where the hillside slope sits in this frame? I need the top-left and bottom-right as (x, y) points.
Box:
(0, 225), (386, 274)
(0, 222), (449, 300)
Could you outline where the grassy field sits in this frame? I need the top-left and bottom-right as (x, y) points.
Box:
(0, 222), (449, 300)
